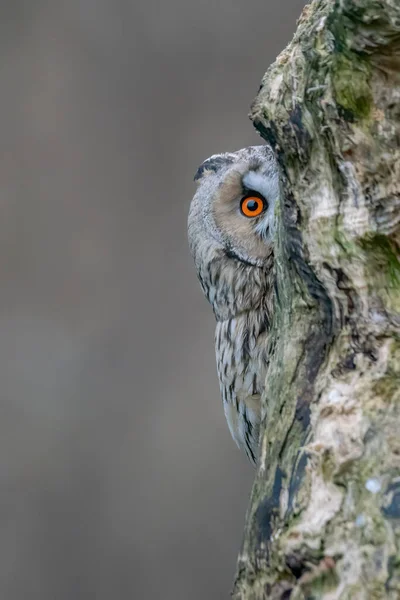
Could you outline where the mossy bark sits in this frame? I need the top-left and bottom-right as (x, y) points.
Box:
(232, 1), (400, 598)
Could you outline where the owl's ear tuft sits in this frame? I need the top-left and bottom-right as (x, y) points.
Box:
(194, 155), (234, 182)
(194, 166), (213, 183)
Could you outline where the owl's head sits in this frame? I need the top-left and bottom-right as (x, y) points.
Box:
(188, 145), (279, 319)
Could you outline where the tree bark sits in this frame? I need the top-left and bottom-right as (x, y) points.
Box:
(232, 1), (400, 598)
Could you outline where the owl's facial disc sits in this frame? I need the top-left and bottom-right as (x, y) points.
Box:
(211, 161), (278, 266)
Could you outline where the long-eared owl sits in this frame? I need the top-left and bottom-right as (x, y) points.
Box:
(188, 145), (279, 465)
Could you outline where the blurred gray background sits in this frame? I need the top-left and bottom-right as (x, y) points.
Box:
(0, 1), (305, 598)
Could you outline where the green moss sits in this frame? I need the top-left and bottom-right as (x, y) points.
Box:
(334, 228), (358, 256)
(332, 53), (373, 120)
(307, 566), (340, 595)
(373, 375), (400, 400)
(320, 448), (337, 481)
(360, 234), (400, 289)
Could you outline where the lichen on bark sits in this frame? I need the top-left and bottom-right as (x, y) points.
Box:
(232, 1), (400, 598)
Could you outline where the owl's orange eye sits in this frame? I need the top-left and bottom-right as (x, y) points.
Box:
(240, 195), (266, 218)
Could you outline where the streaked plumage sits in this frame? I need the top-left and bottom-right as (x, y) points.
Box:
(188, 145), (279, 465)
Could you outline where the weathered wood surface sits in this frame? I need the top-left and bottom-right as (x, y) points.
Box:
(233, 1), (400, 598)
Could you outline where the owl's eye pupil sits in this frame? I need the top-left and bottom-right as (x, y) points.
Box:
(246, 200), (258, 212)
(240, 194), (266, 218)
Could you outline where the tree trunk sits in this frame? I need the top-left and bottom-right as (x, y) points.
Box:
(232, 1), (400, 598)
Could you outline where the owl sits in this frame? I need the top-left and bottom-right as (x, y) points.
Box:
(188, 145), (279, 465)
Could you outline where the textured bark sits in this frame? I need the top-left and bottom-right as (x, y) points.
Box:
(232, 1), (400, 598)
